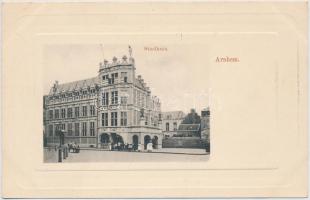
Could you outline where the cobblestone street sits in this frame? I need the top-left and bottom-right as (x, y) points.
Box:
(44, 148), (210, 163)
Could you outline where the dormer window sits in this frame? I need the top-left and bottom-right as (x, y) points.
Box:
(82, 90), (87, 95)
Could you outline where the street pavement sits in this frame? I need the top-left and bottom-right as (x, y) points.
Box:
(44, 148), (210, 162)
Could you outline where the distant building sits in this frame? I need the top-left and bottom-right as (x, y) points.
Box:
(43, 47), (163, 149)
(161, 111), (185, 138)
(176, 124), (201, 137)
(200, 107), (210, 142)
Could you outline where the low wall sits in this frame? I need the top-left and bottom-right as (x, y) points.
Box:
(162, 137), (207, 148)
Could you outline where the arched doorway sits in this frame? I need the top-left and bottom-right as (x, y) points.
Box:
(132, 135), (139, 150)
(111, 133), (124, 144)
(111, 133), (124, 150)
(152, 136), (158, 149)
(100, 133), (110, 144)
(144, 135), (151, 150)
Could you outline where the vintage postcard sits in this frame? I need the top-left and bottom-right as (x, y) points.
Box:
(2, 2), (308, 198)
(43, 44), (210, 163)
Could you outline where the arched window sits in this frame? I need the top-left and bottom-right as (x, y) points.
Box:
(166, 122), (169, 131)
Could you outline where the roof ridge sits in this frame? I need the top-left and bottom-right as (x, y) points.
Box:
(57, 76), (97, 86)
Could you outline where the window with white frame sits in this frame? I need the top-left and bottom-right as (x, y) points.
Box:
(67, 108), (73, 118)
(74, 123), (80, 136)
(101, 113), (108, 127)
(82, 122), (87, 136)
(48, 124), (53, 136)
(111, 91), (118, 105)
(74, 107), (79, 117)
(90, 105), (95, 116)
(49, 110), (53, 119)
(102, 92), (109, 106)
(61, 108), (66, 118)
(90, 122), (95, 136)
(120, 112), (127, 126)
(82, 106), (87, 116)
(68, 123), (73, 136)
(111, 112), (118, 126)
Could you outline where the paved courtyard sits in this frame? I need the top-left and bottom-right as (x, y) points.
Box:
(44, 148), (210, 163)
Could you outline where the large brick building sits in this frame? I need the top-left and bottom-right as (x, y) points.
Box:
(43, 47), (163, 149)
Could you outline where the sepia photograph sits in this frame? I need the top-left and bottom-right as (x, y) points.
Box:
(43, 44), (211, 163)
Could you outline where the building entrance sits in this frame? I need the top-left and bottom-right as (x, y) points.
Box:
(144, 135), (151, 150)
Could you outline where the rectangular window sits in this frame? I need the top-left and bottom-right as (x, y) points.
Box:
(67, 108), (73, 118)
(90, 105), (95, 116)
(120, 112), (127, 126)
(110, 73), (118, 84)
(82, 106), (87, 116)
(121, 72), (128, 83)
(49, 110), (53, 119)
(55, 109), (59, 119)
(61, 123), (66, 131)
(102, 75), (108, 81)
(90, 122), (95, 136)
(74, 107), (79, 118)
(111, 91), (118, 105)
(48, 124), (53, 136)
(68, 123), (73, 136)
(61, 108), (66, 118)
(102, 92), (109, 106)
(101, 113), (108, 127)
(111, 112), (118, 126)
(82, 122), (87, 136)
(74, 123), (80, 136)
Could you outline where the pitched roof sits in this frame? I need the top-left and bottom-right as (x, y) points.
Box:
(162, 111), (186, 120)
(49, 77), (99, 95)
(178, 124), (200, 131)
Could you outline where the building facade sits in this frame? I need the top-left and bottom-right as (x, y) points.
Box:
(43, 47), (163, 149)
(161, 111), (185, 138)
(200, 107), (210, 142)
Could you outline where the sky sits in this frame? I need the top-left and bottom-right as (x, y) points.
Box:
(43, 44), (210, 114)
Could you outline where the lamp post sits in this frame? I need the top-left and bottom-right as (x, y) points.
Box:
(58, 129), (65, 147)
(56, 129), (65, 162)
